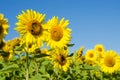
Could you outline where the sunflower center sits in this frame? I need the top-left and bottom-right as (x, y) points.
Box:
(104, 56), (115, 67)
(28, 20), (42, 35)
(50, 26), (63, 41)
(57, 55), (66, 65)
(98, 48), (102, 52)
(89, 53), (94, 58)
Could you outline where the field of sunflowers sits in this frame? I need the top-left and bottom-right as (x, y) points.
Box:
(0, 10), (120, 80)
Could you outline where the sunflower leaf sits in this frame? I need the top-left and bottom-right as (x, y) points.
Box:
(34, 54), (49, 58)
(0, 64), (19, 74)
(67, 44), (75, 47)
(82, 64), (100, 71)
(68, 53), (74, 57)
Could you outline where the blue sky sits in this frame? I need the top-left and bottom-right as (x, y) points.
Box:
(0, 0), (120, 53)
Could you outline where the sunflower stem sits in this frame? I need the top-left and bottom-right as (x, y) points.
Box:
(26, 50), (29, 80)
(34, 57), (38, 74)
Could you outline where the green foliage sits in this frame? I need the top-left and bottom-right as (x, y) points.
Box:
(0, 49), (120, 80)
(67, 43), (75, 47)
(34, 54), (49, 58)
(0, 64), (19, 73)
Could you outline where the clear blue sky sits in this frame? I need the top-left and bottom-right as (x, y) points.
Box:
(0, 0), (120, 53)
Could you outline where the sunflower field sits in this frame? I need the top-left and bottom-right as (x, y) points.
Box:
(0, 10), (120, 80)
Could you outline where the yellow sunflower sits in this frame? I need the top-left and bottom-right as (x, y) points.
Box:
(15, 9), (46, 47)
(43, 16), (71, 48)
(85, 49), (97, 65)
(94, 44), (105, 58)
(76, 46), (84, 62)
(1, 38), (21, 60)
(25, 43), (39, 53)
(100, 50), (120, 74)
(0, 13), (9, 43)
(1, 41), (13, 60)
(7, 38), (20, 49)
(52, 48), (72, 72)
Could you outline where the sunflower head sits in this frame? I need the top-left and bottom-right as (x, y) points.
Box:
(0, 13), (9, 43)
(27, 20), (43, 36)
(1, 41), (13, 60)
(8, 38), (20, 48)
(100, 50), (120, 74)
(95, 44), (105, 52)
(85, 49), (97, 65)
(26, 44), (39, 53)
(77, 46), (84, 57)
(94, 44), (105, 58)
(50, 25), (63, 41)
(56, 53), (67, 66)
(104, 55), (115, 67)
(53, 48), (72, 72)
(76, 46), (85, 62)
(0, 38), (20, 60)
(44, 16), (71, 48)
(15, 9), (46, 47)
(85, 50), (96, 61)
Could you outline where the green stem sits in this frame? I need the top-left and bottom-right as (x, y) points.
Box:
(26, 51), (29, 80)
(34, 58), (38, 74)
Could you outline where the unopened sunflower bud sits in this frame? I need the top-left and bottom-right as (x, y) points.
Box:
(77, 46), (84, 57)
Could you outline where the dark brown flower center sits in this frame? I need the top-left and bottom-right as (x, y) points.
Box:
(28, 20), (42, 36)
(50, 26), (63, 41)
(57, 54), (66, 65)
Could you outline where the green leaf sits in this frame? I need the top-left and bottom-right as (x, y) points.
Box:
(68, 53), (74, 57)
(30, 74), (42, 80)
(82, 64), (100, 71)
(0, 76), (5, 80)
(34, 54), (49, 58)
(39, 64), (46, 74)
(67, 44), (75, 47)
(0, 64), (19, 73)
(0, 63), (4, 69)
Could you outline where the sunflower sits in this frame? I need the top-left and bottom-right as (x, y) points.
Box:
(52, 48), (72, 72)
(100, 50), (120, 74)
(7, 38), (20, 49)
(94, 44), (105, 58)
(43, 16), (71, 48)
(1, 41), (13, 60)
(76, 46), (84, 62)
(0, 13), (9, 43)
(1, 38), (21, 60)
(15, 10), (46, 47)
(85, 49), (97, 65)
